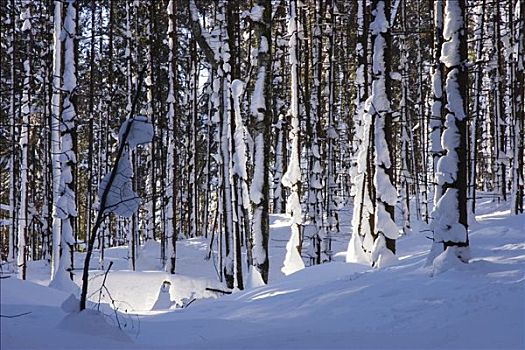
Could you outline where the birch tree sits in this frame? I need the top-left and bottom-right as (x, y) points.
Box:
(17, 0), (32, 279)
(165, 0), (178, 273)
(50, 0), (63, 281)
(50, 0), (78, 291)
(7, 0), (18, 265)
(281, 0), (305, 276)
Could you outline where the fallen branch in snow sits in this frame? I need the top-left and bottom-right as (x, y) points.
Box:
(205, 287), (232, 295)
(0, 311), (32, 318)
(184, 298), (197, 308)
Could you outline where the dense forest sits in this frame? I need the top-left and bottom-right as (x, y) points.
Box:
(0, 0), (523, 308)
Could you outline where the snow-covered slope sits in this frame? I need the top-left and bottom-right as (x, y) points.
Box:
(1, 205), (524, 349)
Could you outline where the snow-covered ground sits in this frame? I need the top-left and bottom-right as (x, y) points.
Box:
(1, 199), (524, 349)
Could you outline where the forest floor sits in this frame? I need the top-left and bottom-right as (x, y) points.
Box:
(1, 198), (524, 349)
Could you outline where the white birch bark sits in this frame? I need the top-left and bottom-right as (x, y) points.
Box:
(50, 0), (63, 280)
(282, 0), (305, 275)
(50, 0), (78, 292)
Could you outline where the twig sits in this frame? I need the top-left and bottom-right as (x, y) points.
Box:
(97, 261), (114, 311)
(1, 311), (32, 318)
(205, 287), (232, 295)
(103, 285), (122, 329)
(184, 298), (197, 308)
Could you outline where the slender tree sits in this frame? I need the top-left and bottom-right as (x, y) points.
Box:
(165, 0), (178, 273)
(17, 0), (33, 279)
(512, 0), (524, 214)
(50, 0), (63, 280)
(347, 0), (373, 265)
(282, 0), (305, 276)
(50, 0), (78, 291)
(249, 0), (272, 284)
(429, 0), (469, 264)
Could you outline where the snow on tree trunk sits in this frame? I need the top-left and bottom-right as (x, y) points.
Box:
(188, 38), (199, 241)
(124, 0), (136, 271)
(282, 0), (305, 276)
(50, 0), (63, 281)
(18, 2), (32, 280)
(306, 0), (324, 266)
(210, 0), (236, 289)
(145, 14), (155, 243)
(165, 0), (177, 273)
(271, 5), (288, 214)
(50, 0), (78, 293)
(8, 0), (17, 264)
(414, 5), (427, 223)
(469, 0), (486, 215)
(399, 2), (411, 234)
(494, 3), (508, 204)
(231, 76), (249, 287)
(347, 0), (398, 268)
(512, 0), (524, 214)
(323, 0), (338, 262)
(506, 0), (524, 215)
(429, 0), (469, 267)
(249, 0), (271, 284)
(8, 150), (16, 264)
(369, 0), (397, 267)
(430, 0), (445, 207)
(347, 0), (373, 265)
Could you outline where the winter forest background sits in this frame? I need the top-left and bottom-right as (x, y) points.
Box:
(0, 0), (524, 349)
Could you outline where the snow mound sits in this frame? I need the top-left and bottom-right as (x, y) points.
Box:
(431, 246), (465, 275)
(1, 277), (69, 307)
(57, 310), (132, 343)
